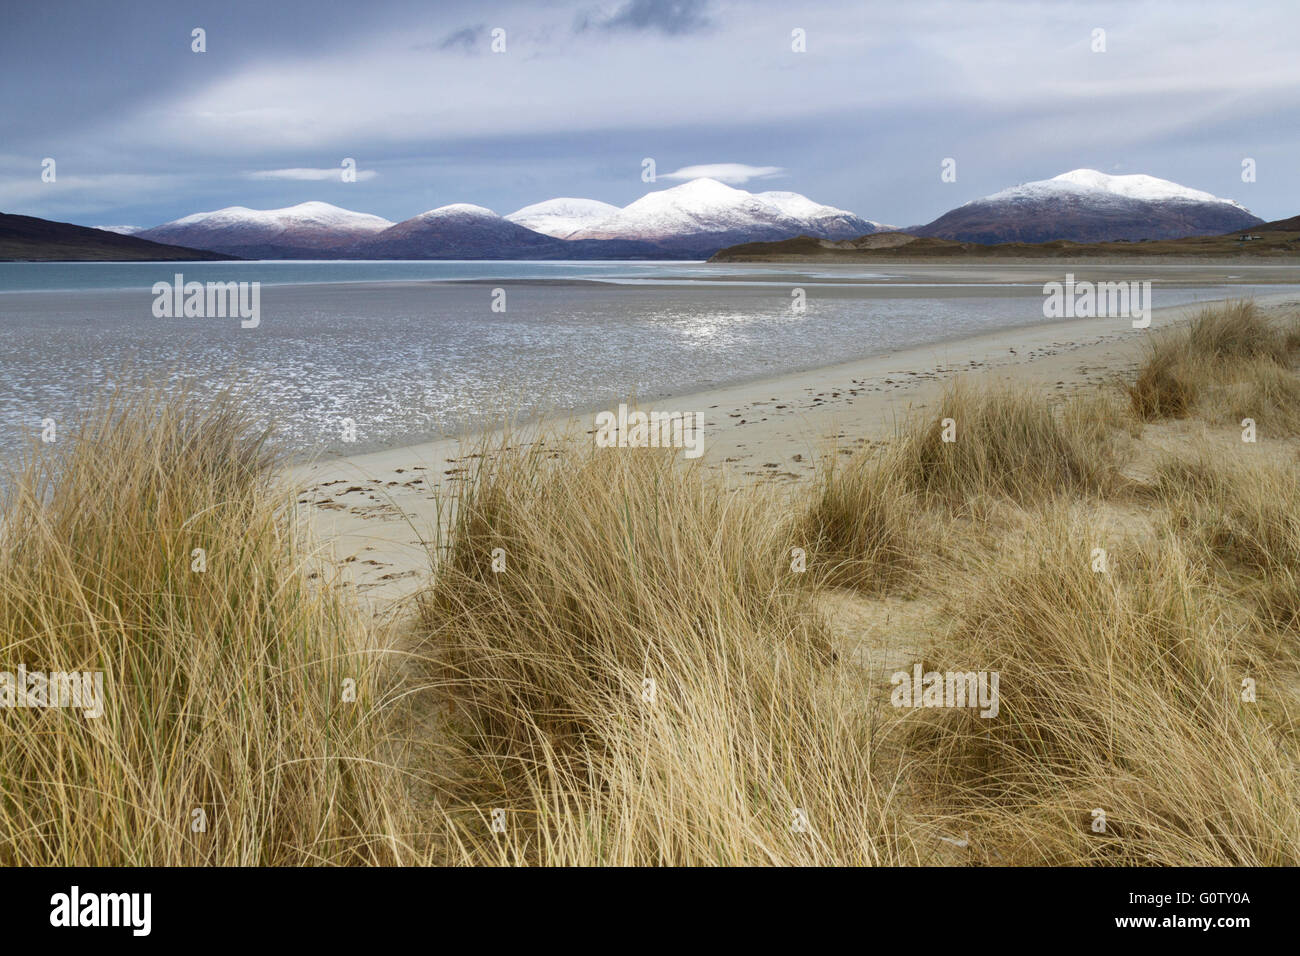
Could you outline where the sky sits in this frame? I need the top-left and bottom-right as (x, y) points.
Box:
(2, 0), (1297, 230)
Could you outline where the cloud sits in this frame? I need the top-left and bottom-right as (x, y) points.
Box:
(437, 25), (486, 52)
(661, 163), (784, 184)
(6, 0), (1300, 226)
(0, 170), (187, 210)
(246, 167), (378, 181)
(576, 0), (712, 35)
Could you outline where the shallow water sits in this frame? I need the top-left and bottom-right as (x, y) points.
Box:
(1, 260), (1295, 458)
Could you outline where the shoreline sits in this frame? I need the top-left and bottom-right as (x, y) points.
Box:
(8, 257), (1300, 295)
(285, 272), (1300, 462)
(293, 287), (1300, 607)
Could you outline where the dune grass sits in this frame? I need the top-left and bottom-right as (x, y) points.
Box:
(1151, 454), (1300, 633)
(416, 435), (919, 865)
(5, 299), (1300, 867)
(797, 382), (1130, 592)
(0, 387), (409, 865)
(798, 443), (922, 591)
(889, 381), (1129, 504)
(1129, 299), (1300, 432)
(904, 505), (1298, 865)
(411, 339), (1298, 865)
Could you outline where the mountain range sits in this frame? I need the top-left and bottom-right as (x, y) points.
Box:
(138, 200), (394, 259)
(131, 179), (892, 260)
(4, 170), (1269, 261)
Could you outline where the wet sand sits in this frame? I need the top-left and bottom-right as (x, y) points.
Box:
(292, 285), (1300, 609)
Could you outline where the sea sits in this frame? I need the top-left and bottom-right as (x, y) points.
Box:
(2, 259), (1297, 459)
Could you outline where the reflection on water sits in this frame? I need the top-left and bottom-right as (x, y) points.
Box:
(1, 261), (1296, 458)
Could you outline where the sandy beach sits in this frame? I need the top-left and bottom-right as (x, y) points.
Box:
(293, 285), (1300, 607)
(14, 0), (1300, 885)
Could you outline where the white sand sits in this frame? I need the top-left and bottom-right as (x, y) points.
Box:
(291, 288), (1300, 607)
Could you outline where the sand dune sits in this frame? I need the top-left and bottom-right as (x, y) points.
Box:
(293, 287), (1300, 606)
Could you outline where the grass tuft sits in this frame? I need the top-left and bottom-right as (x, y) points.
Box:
(0, 386), (408, 866)
(417, 434), (916, 865)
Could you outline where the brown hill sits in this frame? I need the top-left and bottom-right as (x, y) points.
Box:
(710, 221), (1300, 263)
(1, 212), (239, 261)
(1256, 214), (1300, 232)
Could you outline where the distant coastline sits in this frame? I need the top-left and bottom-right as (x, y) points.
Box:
(710, 219), (1300, 263)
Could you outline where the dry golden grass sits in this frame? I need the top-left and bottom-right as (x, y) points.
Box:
(1129, 300), (1300, 432)
(888, 381), (1130, 505)
(1129, 344), (1202, 419)
(0, 387), (410, 865)
(415, 435), (919, 865)
(797, 382), (1130, 593)
(904, 505), (1299, 865)
(1152, 454), (1300, 633)
(1215, 358), (1300, 436)
(410, 347), (1300, 865)
(799, 442), (922, 591)
(6, 300), (1300, 866)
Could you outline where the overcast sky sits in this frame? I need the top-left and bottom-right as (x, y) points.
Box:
(2, 0), (1296, 229)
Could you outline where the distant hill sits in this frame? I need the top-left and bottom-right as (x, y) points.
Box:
(128, 180), (893, 260)
(137, 201), (392, 259)
(560, 178), (891, 255)
(909, 169), (1262, 245)
(1256, 214), (1300, 232)
(504, 198), (622, 238)
(357, 203), (583, 259)
(709, 218), (1300, 263)
(1, 212), (238, 261)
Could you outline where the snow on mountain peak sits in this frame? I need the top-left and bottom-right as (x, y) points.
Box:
(144, 180), (884, 254)
(756, 190), (889, 229)
(613, 178), (751, 216)
(757, 190), (838, 216)
(164, 202), (392, 232)
(566, 178), (878, 242)
(661, 177), (747, 197)
(978, 169), (1247, 211)
(505, 198), (622, 238)
(1049, 169), (1226, 204)
(916, 167), (1263, 244)
(416, 203), (500, 219)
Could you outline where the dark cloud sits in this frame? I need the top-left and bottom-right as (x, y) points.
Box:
(2, 0), (1296, 229)
(438, 24), (486, 52)
(576, 0), (712, 36)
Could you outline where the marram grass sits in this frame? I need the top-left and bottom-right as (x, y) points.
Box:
(0, 387), (410, 865)
(3, 300), (1299, 866)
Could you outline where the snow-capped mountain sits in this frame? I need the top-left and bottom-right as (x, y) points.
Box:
(911, 169), (1262, 244)
(566, 179), (886, 253)
(504, 198), (622, 239)
(93, 224), (143, 236)
(136, 181), (887, 259)
(356, 204), (573, 259)
(137, 201), (393, 258)
(1043, 169), (1247, 206)
(755, 190), (894, 237)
